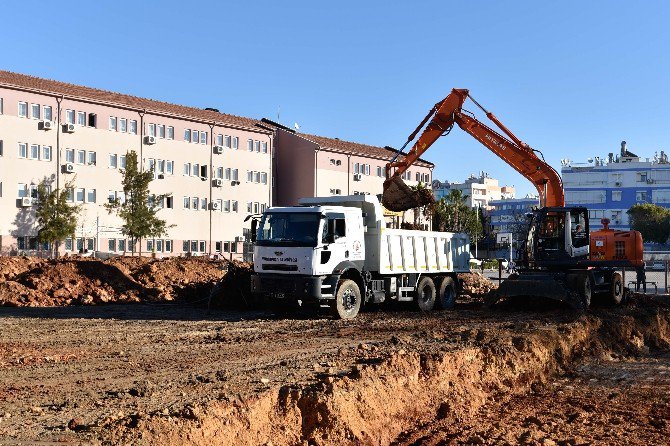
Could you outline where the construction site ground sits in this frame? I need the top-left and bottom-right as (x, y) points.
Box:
(0, 257), (669, 445)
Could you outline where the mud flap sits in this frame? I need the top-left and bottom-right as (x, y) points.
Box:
(381, 177), (435, 212)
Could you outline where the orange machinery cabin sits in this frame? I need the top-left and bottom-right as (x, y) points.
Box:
(590, 219), (644, 267)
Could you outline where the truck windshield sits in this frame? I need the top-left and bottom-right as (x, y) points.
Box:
(256, 212), (321, 247)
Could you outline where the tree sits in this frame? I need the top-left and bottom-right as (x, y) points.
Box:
(105, 150), (171, 255)
(628, 203), (670, 244)
(35, 178), (81, 258)
(431, 189), (482, 240)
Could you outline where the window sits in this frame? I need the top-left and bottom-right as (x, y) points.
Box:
(17, 183), (27, 198)
(637, 172), (648, 182)
(254, 171), (260, 183)
(0, 98), (3, 114)
(30, 104), (40, 119)
(88, 151), (96, 165)
(108, 190), (116, 203)
(192, 130), (199, 143)
(636, 191), (648, 202)
(247, 170), (253, 182)
(166, 160), (174, 175)
(77, 112), (86, 126)
(216, 167), (223, 179)
(167, 126), (174, 139)
(225, 168), (231, 180)
(193, 163), (199, 177)
(18, 102), (27, 117)
(165, 196), (173, 209)
(65, 238), (73, 251)
(262, 141), (268, 153)
(109, 154), (118, 168)
(200, 132), (207, 144)
(254, 141), (260, 152)
(232, 200), (238, 212)
(130, 120), (138, 134)
(76, 188), (85, 202)
(43, 106), (52, 121)
(247, 202), (252, 213)
(184, 163), (191, 176)
(156, 240), (164, 252)
(87, 189), (96, 203)
(42, 146), (52, 161)
(612, 190), (622, 201)
(216, 199), (223, 211)
(184, 129), (191, 141)
(88, 113), (97, 127)
(377, 166), (383, 177)
(191, 240), (198, 252)
(201, 198), (207, 210)
(118, 239), (126, 251)
(261, 172), (268, 184)
(65, 149), (74, 163)
(119, 155), (126, 169)
(199, 241), (206, 253)
(148, 123), (156, 137)
(248, 139), (253, 151)
(30, 144), (39, 160)
(158, 125), (165, 139)
(217, 134), (223, 146)
(77, 150), (85, 165)
(215, 241), (222, 253)
(353, 162), (360, 174)
(253, 202), (259, 213)
(192, 197), (199, 210)
(18, 143), (27, 158)
(109, 239), (117, 252)
(225, 135), (232, 148)
(224, 242), (230, 252)
(66, 109), (75, 124)
(157, 159), (165, 174)
(119, 118), (127, 133)
(183, 240), (190, 252)
(165, 240), (172, 252)
(224, 200), (231, 212)
(232, 137), (238, 149)
(183, 196), (190, 209)
(232, 169), (239, 181)
(147, 240), (154, 252)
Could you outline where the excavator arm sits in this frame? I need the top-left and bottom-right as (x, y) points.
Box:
(382, 88), (564, 211)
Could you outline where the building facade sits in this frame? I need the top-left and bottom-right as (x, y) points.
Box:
(270, 123), (434, 225)
(432, 172), (515, 209)
(562, 141), (670, 231)
(0, 71), (273, 257)
(488, 196), (539, 236)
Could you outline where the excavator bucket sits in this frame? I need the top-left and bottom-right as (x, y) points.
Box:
(381, 176), (435, 212)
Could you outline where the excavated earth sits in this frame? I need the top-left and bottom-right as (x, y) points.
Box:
(0, 257), (668, 445)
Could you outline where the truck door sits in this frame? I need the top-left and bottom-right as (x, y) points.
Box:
(316, 213), (349, 275)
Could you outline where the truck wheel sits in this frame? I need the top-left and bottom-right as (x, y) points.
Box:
(436, 277), (456, 309)
(415, 277), (436, 311)
(331, 279), (361, 319)
(608, 272), (624, 306)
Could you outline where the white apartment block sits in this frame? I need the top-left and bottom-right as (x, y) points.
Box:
(0, 71), (272, 258)
(432, 172), (515, 209)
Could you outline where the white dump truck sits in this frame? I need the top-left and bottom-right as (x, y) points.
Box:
(249, 195), (470, 319)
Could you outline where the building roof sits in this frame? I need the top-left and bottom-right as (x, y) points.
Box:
(0, 70), (267, 132)
(259, 119), (433, 167)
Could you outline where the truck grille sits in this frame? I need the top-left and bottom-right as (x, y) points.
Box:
(262, 264), (298, 271)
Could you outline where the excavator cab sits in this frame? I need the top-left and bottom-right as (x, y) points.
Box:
(526, 207), (590, 268)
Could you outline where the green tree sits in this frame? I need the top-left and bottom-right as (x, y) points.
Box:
(35, 179), (82, 258)
(432, 189), (482, 240)
(105, 150), (171, 255)
(628, 203), (670, 244)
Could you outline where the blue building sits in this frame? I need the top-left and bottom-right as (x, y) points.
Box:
(561, 141), (670, 231)
(488, 196), (540, 236)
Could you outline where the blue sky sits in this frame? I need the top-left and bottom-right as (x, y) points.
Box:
(2, 1), (669, 196)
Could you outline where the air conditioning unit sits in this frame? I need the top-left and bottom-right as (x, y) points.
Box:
(157, 173), (165, 179)
(353, 173), (362, 181)
(235, 236), (245, 242)
(21, 197), (32, 207)
(213, 145), (224, 154)
(647, 178), (654, 184)
(212, 178), (223, 187)
(614, 181), (622, 187)
(231, 180), (240, 186)
(62, 123), (75, 133)
(39, 120), (53, 130)
(614, 219), (621, 225)
(144, 135), (156, 145)
(211, 201), (220, 210)
(63, 163), (75, 173)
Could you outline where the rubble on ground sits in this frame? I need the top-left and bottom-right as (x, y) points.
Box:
(459, 271), (498, 296)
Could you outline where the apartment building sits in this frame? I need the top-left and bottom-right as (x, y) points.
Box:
(268, 122), (433, 224)
(0, 71), (273, 257)
(562, 141), (670, 230)
(432, 172), (515, 209)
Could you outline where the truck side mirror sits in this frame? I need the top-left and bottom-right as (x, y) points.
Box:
(250, 219), (258, 243)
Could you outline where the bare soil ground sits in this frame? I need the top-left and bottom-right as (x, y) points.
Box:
(0, 257), (668, 445)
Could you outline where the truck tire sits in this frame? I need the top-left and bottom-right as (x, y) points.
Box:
(436, 277), (456, 309)
(578, 274), (592, 309)
(415, 277), (436, 311)
(608, 272), (624, 306)
(331, 279), (361, 319)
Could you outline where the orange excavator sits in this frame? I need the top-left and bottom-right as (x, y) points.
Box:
(382, 89), (643, 308)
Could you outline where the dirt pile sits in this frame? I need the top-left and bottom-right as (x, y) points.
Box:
(0, 256), (231, 307)
(459, 271), (498, 296)
(106, 301), (670, 445)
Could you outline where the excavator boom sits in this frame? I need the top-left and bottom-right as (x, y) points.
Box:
(381, 89), (564, 211)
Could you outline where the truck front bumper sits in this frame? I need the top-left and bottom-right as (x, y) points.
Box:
(250, 273), (339, 302)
